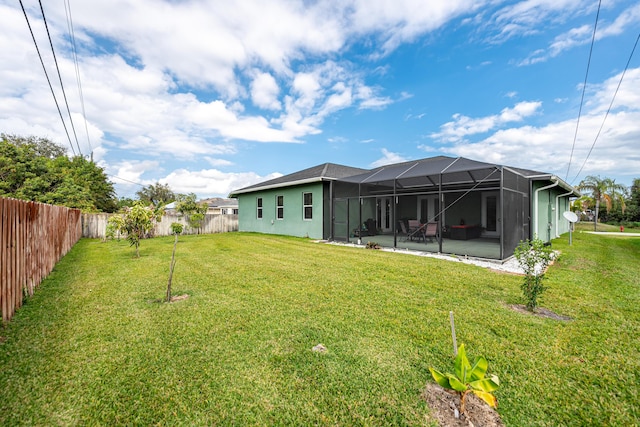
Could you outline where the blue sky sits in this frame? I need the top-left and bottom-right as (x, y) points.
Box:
(2, 0), (639, 199)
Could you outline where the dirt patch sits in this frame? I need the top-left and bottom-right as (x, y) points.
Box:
(508, 304), (572, 321)
(148, 294), (190, 304)
(423, 383), (504, 427)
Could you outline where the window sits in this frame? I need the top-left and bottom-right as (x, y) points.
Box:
(276, 195), (284, 219)
(303, 192), (313, 220)
(257, 197), (263, 219)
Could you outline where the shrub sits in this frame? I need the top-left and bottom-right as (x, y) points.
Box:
(514, 238), (553, 311)
(106, 202), (164, 257)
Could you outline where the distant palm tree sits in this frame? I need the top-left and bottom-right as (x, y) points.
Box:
(608, 178), (628, 216)
(577, 175), (627, 230)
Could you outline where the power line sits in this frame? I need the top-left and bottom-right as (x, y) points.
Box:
(106, 173), (146, 187)
(19, 0), (76, 156)
(64, 0), (93, 156)
(565, 0), (602, 181)
(38, 0), (83, 156)
(570, 31), (640, 185)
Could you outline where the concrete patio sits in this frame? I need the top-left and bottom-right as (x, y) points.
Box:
(349, 233), (502, 260)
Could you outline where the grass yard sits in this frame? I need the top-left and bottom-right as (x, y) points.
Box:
(1, 231), (639, 426)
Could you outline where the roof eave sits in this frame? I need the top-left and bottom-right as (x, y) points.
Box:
(529, 174), (581, 197)
(228, 176), (334, 197)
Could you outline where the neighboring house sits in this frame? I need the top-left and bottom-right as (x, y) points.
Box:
(201, 198), (239, 215)
(229, 156), (580, 260)
(163, 199), (238, 214)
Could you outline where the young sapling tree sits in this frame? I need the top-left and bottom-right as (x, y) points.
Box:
(166, 222), (183, 302)
(106, 202), (164, 257)
(514, 237), (553, 311)
(175, 193), (208, 233)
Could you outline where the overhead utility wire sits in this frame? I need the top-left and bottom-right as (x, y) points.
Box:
(564, 0), (602, 182)
(19, 0), (76, 156)
(106, 174), (146, 187)
(38, 0), (83, 156)
(570, 31), (640, 185)
(64, 0), (93, 156)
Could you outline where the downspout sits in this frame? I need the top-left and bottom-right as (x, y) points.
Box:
(499, 167), (504, 260)
(357, 183), (362, 244)
(438, 172), (443, 254)
(533, 176), (559, 239)
(393, 179), (397, 248)
(329, 180), (334, 240)
(555, 189), (574, 238)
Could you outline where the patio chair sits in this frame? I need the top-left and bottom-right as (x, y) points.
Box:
(407, 220), (425, 242)
(424, 222), (437, 243)
(398, 220), (410, 241)
(365, 218), (377, 236)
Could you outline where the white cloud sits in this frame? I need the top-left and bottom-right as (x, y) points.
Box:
(443, 109), (640, 183)
(107, 160), (283, 198)
(3, 1), (426, 161)
(162, 168), (283, 198)
(250, 72), (282, 111)
(1, 0), (494, 166)
(328, 136), (349, 143)
(587, 67), (640, 114)
(439, 68), (640, 183)
(205, 157), (234, 167)
(370, 148), (409, 168)
(488, 0), (589, 43)
(349, 0), (485, 56)
(357, 85), (392, 110)
(517, 3), (640, 65)
(107, 159), (162, 194)
(431, 101), (542, 142)
(4, 0), (637, 198)
(596, 2), (640, 38)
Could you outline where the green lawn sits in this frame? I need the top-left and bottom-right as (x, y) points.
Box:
(1, 231), (638, 426)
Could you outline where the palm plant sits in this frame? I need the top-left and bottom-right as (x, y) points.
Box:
(429, 344), (500, 415)
(577, 175), (627, 229)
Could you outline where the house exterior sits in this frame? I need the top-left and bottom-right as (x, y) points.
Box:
(201, 198), (238, 215)
(229, 163), (368, 239)
(163, 198), (238, 214)
(229, 156), (580, 260)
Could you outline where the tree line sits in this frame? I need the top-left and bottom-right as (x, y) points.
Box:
(576, 175), (640, 226)
(1, 133), (205, 214)
(1, 134), (118, 212)
(4, 133), (637, 228)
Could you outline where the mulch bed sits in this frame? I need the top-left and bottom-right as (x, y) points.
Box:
(507, 304), (572, 321)
(423, 383), (504, 427)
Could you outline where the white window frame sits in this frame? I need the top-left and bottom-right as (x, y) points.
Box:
(276, 195), (284, 220)
(256, 197), (263, 219)
(303, 192), (313, 220)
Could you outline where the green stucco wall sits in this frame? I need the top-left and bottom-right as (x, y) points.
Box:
(236, 183), (325, 239)
(532, 182), (574, 242)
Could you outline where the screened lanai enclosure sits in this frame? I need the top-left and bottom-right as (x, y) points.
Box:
(331, 157), (543, 260)
(230, 155), (578, 261)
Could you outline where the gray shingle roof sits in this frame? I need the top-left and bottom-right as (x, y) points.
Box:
(229, 157), (579, 197)
(228, 163), (368, 197)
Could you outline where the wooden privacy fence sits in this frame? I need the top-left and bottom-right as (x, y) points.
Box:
(1, 197), (82, 323)
(82, 212), (238, 239)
